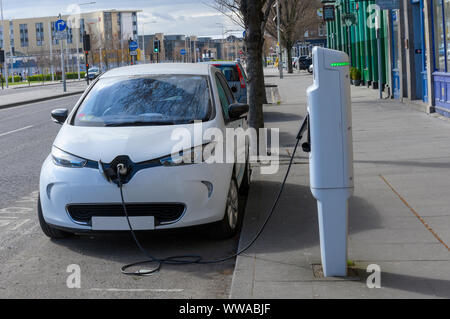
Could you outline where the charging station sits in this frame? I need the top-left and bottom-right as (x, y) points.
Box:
(307, 47), (354, 277)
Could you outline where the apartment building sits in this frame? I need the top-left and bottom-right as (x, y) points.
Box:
(0, 9), (139, 57)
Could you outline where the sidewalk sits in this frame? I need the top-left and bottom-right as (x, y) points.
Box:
(0, 80), (87, 109)
(230, 67), (450, 298)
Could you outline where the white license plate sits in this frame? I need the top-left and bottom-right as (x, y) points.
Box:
(91, 216), (155, 231)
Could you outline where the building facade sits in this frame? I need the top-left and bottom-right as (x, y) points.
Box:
(325, 0), (391, 91)
(324, 0), (450, 118)
(137, 34), (244, 63)
(0, 9), (139, 76)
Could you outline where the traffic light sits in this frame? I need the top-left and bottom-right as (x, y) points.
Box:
(83, 33), (91, 52)
(0, 50), (4, 63)
(153, 40), (160, 53)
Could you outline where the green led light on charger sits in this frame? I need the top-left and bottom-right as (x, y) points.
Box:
(330, 62), (350, 67)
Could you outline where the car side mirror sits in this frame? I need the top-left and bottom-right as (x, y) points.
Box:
(228, 103), (249, 120)
(51, 109), (68, 124)
(231, 86), (238, 93)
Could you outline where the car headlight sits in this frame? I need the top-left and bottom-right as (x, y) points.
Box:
(160, 143), (215, 166)
(52, 146), (87, 168)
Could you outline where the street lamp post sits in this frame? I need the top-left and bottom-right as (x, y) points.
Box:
(140, 21), (157, 64)
(75, 2), (96, 78)
(216, 23), (225, 60)
(224, 29), (240, 60)
(0, 0), (7, 88)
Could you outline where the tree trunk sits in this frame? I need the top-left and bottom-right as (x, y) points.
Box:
(287, 41), (293, 74)
(245, 3), (265, 131)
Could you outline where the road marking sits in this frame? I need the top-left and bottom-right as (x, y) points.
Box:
(10, 219), (30, 230)
(0, 125), (33, 137)
(89, 288), (184, 293)
(0, 207), (33, 214)
(380, 174), (450, 251)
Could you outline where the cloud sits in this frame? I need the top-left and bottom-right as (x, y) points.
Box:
(1, 0), (243, 37)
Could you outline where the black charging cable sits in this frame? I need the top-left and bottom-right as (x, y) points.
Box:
(118, 124), (305, 275)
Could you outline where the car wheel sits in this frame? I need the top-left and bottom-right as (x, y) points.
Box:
(209, 177), (242, 239)
(38, 195), (73, 239)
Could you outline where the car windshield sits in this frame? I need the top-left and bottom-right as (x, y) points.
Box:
(73, 74), (213, 127)
(89, 68), (98, 72)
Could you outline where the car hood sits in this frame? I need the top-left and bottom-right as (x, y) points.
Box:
(53, 122), (215, 163)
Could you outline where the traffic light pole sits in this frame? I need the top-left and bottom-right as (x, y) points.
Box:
(1, 0), (8, 88)
(61, 39), (66, 92)
(85, 51), (89, 85)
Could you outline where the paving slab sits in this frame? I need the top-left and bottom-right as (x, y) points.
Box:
(230, 67), (450, 299)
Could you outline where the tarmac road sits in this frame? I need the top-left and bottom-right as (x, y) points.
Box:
(0, 96), (238, 298)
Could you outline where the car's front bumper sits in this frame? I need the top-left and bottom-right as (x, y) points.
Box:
(39, 155), (232, 231)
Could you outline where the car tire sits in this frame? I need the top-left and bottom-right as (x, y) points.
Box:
(208, 177), (242, 239)
(38, 195), (73, 239)
(239, 160), (251, 197)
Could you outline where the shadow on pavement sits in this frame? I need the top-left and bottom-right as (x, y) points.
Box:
(240, 179), (382, 254)
(263, 111), (303, 123)
(48, 197), (249, 276)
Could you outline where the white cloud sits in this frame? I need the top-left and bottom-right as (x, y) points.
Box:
(1, 0), (243, 37)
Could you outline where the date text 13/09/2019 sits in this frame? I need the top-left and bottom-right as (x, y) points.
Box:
(179, 303), (271, 317)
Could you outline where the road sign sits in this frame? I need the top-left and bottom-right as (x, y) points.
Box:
(180, 49), (186, 55)
(55, 19), (67, 32)
(342, 12), (357, 26)
(323, 5), (335, 22)
(130, 51), (137, 56)
(129, 40), (139, 51)
(55, 31), (67, 40)
(375, 0), (400, 10)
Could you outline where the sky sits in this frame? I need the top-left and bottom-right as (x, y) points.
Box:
(0, 0), (244, 38)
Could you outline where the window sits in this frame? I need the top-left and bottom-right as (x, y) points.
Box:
(73, 75), (213, 127)
(318, 23), (325, 37)
(51, 22), (59, 45)
(0, 25), (3, 48)
(36, 22), (44, 46)
(215, 73), (235, 121)
(445, 0), (450, 71)
(9, 21), (14, 48)
(67, 27), (73, 44)
(20, 24), (28, 47)
(214, 65), (240, 82)
(79, 19), (85, 42)
(432, 0), (450, 72)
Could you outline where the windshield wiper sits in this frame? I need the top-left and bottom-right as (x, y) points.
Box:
(104, 120), (176, 127)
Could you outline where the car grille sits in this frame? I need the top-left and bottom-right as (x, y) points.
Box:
(67, 203), (185, 226)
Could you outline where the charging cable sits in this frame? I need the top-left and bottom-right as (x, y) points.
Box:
(118, 121), (306, 275)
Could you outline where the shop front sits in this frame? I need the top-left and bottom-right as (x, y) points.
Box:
(432, 0), (450, 116)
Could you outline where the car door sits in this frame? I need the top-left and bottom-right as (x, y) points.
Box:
(214, 72), (247, 184)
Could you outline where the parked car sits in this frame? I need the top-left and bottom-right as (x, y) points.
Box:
(88, 67), (100, 80)
(202, 61), (248, 103)
(296, 56), (313, 71)
(39, 63), (250, 239)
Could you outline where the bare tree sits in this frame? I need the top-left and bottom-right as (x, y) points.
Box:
(213, 0), (275, 131)
(266, 0), (320, 73)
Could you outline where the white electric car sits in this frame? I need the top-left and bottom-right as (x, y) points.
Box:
(39, 63), (251, 239)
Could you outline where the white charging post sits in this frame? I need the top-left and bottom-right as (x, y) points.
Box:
(306, 47), (354, 277)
